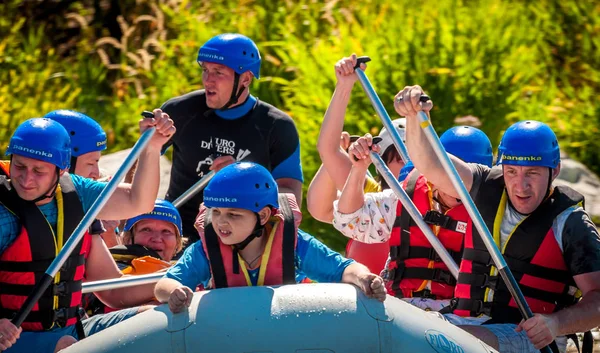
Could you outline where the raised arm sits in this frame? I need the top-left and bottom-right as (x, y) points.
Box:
(97, 109), (175, 220)
(316, 54), (367, 191)
(395, 86), (474, 198)
(306, 164), (339, 223)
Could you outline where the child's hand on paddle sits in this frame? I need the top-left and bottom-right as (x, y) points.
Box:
(140, 109), (176, 150)
(168, 286), (193, 313)
(348, 134), (379, 169)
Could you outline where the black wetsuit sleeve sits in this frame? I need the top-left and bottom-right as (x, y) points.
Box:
(562, 209), (600, 276)
(468, 163), (492, 200)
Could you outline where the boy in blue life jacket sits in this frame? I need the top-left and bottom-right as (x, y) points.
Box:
(155, 162), (386, 312)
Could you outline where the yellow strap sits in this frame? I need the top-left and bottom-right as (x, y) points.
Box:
(238, 219), (279, 287)
(51, 184), (65, 326)
(484, 190), (527, 304)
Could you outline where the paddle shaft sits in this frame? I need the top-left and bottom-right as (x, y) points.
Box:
(416, 110), (554, 353)
(354, 57), (411, 163)
(352, 58), (457, 276)
(11, 127), (156, 328)
(82, 273), (163, 293)
(371, 152), (459, 278)
(172, 171), (215, 208)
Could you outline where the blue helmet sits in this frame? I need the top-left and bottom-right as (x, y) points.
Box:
(204, 162), (278, 212)
(44, 110), (107, 157)
(197, 33), (261, 79)
(440, 126), (494, 167)
(6, 118), (71, 170)
(498, 120), (559, 169)
(123, 199), (183, 236)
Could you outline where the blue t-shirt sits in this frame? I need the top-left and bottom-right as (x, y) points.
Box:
(0, 173), (107, 254)
(165, 229), (355, 288)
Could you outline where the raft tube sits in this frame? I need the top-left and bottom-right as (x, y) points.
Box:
(64, 283), (497, 353)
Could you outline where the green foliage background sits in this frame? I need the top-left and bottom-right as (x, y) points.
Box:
(2, 0), (600, 250)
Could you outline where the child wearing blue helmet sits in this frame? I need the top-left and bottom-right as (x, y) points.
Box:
(155, 162), (386, 313)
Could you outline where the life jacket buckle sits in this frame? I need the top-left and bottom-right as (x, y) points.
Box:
(471, 299), (493, 317)
(53, 307), (67, 323)
(432, 268), (456, 285)
(53, 282), (68, 297)
(423, 210), (451, 229)
(428, 247), (442, 262)
(479, 274), (499, 290)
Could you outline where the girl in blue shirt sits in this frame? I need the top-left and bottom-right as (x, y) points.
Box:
(155, 162), (386, 313)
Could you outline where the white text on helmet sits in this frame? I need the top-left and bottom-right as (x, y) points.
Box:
(96, 140), (107, 147)
(11, 145), (53, 158)
(204, 196), (238, 203)
(502, 155), (543, 162)
(148, 211), (177, 220)
(199, 53), (225, 61)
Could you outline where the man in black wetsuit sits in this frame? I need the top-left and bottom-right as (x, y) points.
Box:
(157, 33), (304, 245)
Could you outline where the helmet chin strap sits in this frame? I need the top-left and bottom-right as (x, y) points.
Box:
(231, 213), (265, 274)
(203, 73), (246, 117)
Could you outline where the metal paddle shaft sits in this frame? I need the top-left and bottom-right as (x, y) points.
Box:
(415, 110), (554, 353)
(370, 152), (459, 278)
(353, 56), (411, 163)
(82, 272), (164, 294)
(172, 171), (215, 208)
(11, 126), (156, 328)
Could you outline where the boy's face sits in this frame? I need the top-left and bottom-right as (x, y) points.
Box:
(210, 207), (259, 245)
(10, 154), (60, 203)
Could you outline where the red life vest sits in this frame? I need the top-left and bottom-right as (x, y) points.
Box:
(345, 240), (389, 275)
(452, 167), (581, 323)
(386, 171), (466, 299)
(196, 194), (300, 288)
(0, 173), (91, 331)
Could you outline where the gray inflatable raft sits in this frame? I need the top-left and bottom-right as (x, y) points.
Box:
(64, 283), (497, 353)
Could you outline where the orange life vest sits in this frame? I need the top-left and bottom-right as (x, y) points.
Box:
(386, 171), (466, 299)
(196, 194), (300, 288)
